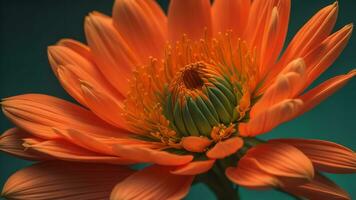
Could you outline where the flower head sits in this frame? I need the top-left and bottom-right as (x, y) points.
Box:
(1, 0), (355, 199)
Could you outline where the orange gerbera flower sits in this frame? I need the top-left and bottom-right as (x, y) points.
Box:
(1, 0), (355, 199)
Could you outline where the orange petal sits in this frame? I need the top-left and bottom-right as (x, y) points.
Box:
(271, 139), (356, 173)
(298, 70), (356, 115)
(168, 0), (212, 41)
(80, 82), (129, 130)
(54, 128), (156, 158)
(284, 173), (351, 200)
(57, 38), (93, 61)
(251, 58), (306, 118)
(48, 44), (123, 106)
(112, 144), (193, 166)
(304, 24), (353, 86)
(206, 137), (243, 159)
(266, 2), (338, 83)
(111, 165), (193, 200)
(2, 161), (133, 200)
(259, 0), (291, 76)
(244, 142), (314, 180)
(1, 94), (124, 139)
(0, 128), (46, 160)
(84, 12), (139, 96)
(181, 136), (212, 153)
(240, 99), (304, 136)
(226, 157), (281, 189)
(212, 0), (250, 36)
(113, 0), (167, 59)
(243, 0), (288, 58)
(23, 137), (133, 164)
(171, 159), (215, 175)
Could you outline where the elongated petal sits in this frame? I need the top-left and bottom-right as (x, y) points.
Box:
(245, 142), (314, 180)
(240, 99), (304, 136)
(80, 82), (129, 130)
(56, 39), (93, 60)
(168, 0), (212, 41)
(113, 0), (167, 59)
(207, 137), (243, 159)
(181, 136), (212, 153)
(85, 12), (139, 96)
(299, 70), (355, 115)
(304, 24), (353, 86)
(0, 128), (46, 160)
(2, 161), (133, 200)
(1, 94), (124, 139)
(54, 128), (155, 159)
(171, 160), (215, 175)
(226, 157), (281, 189)
(251, 59), (306, 117)
(267, 2), (338, 82)
(259, 0), (291, 76)
(112, 144), (193, 166)
(23, 138), (133, 164)
(48, 44), (123, 106)
(111, 165), (193, 200)
(284, 173), (351, 200)
(272, 139), (356, 173)
(244, 0), (288, 61)
(212, 0), (250, 36)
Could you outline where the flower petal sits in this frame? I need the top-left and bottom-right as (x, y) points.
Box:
(243, 0), (289, 62)
(181, 136), (212, 153)
(112, 0), (167, 59)
(206, 137), (243, 159)
(266, 2), (338, 82)
(0, 128), (46, 160)
(112, 144), (193, 166)
(23, 137), (133, 164)
(259, 0), (291, 76)
(284, 173), (351, 200)
(240, 99), (304, 136)
(171, 159), (215, 176)
(244, 142), (314, 181)
(251, 58), (306, 118)
(80, 82), (129, 130)
(212, 0), (250, 36)
(271, 139), (356, 173)
(1, 94), (123, 139)
(84, 12), (139, 96)
(1, 161), (133, 200)
(304, 24), (353, 86)
(48, 44), (123, 106)
(111, 165), (193, 200)
(168, 0), (212, 41)
(226, 157), (281, 189)
(299, 70), (355, 115)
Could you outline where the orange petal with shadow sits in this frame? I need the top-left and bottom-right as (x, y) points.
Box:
(112, 144), (193, 166)
(299, 70), (355, 115)
(113, 0), (167, 60)
(271, 138), (356, 173)
(171, 159), (215, 176)
(111, 165), (193, 200)
(206, 137), (243, 159)
(181, 136), (212, 153)
(168, 0), (212, 41)
(2, 161), (134, 200)
(0, 128), (46, 160)
(284, 173), (351, 200)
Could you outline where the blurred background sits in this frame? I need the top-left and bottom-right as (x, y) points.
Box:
(0, 0), (355, 199)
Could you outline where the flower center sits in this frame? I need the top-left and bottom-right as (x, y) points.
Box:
(182, 68), (204, 89)
(123, 32), (260, 150)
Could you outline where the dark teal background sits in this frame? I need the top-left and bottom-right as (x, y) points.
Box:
(0, 0), (355, 199)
